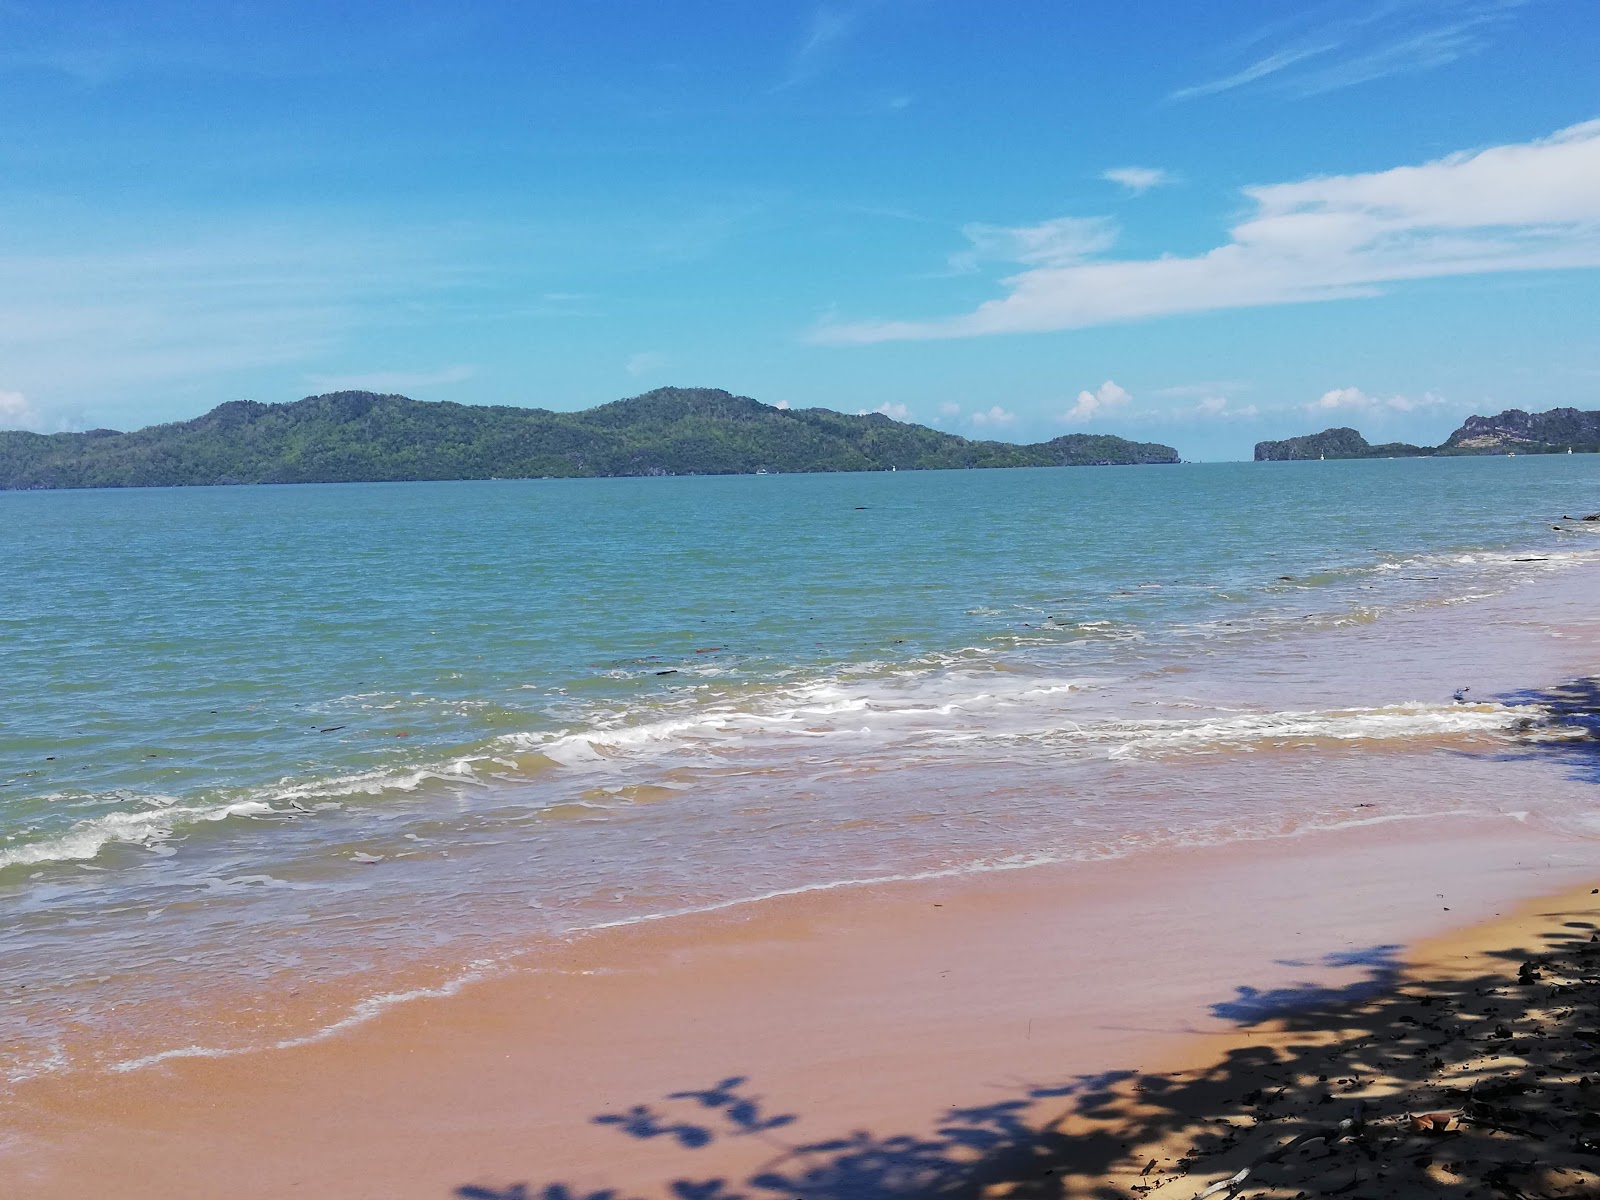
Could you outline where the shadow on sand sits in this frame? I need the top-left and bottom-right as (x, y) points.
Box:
(1495, 677), (1600, 785)
(457, 683), (1600, 1200)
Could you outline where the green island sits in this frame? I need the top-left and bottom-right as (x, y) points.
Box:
(1254, 406), (1600, 460)
(0, 387), (1178, 489)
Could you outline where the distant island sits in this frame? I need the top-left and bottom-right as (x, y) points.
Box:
(0, 387), (1179, 489)
(1254, 407), (1600, 461)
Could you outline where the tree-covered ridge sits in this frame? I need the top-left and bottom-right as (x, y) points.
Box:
(0, 387), (1179, 490)
(1254, 407), (1600, 461)
(1253, 427), (1433, 461)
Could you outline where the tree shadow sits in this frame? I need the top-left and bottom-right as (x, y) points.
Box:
(456, 681), (1600, 1200)
(456, 918), (1600, 1199)
(1211, 945), (1402, 1025)
(1493, 676), (1600, 784)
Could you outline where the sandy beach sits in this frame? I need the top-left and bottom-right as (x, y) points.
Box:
(5, 8), (1600, 1193)
(5, 505), (1599, 1199)
(5, 805), (1598, 1199)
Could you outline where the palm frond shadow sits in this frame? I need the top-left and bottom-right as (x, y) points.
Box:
(457, 919), (1600, 1199)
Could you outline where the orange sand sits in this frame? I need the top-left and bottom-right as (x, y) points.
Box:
(3, 815), (1597, 1198)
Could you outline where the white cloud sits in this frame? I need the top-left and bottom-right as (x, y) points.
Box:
(813, 121), (1600, 344)
(0, 389), (43, 431)
(307, 365), (474, 393)
(939, 401), (962, 416)
(969, 405), (1016, 428)
(1064, 379), (1132, 422)
(947, 216), (1117, 274)
(1309, 386), (1447, 413)
(775, 399), (791, 410)
(857, 401), (911, 420)
(1102, 167), (1176, 195)
(625, 351), (667, 377)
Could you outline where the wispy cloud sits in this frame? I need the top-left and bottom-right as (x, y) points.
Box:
(812, 120), (1600, 344)
(1309, 385), (1449, 413)
(1188, 395), (1260, 420)
(1101, 167), (1177, 195)
(0, 4), (460, 86)
(0, 224), (430, 405)
(306, 365), (475, 393)
(1171, 0), (1532, 101)
(625, 351), (668, 377)
(774, 5), (857, 90)
(857, 401), (911, 419)
(1153, 381), (1250, 399)
(946, 216), (1117, 275)
(1170, 43), (1341, 101)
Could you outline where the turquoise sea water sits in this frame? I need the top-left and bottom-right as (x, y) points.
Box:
(3, 457), (1599, 1080)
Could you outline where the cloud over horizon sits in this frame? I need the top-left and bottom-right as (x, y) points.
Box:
(1063, 379), (1132, 423)
(813, 120), (1600, 345)
(1309, 385), (1450, 414)
(0, 389), (42, 431)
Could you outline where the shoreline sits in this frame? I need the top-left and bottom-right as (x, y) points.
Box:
(5, 494), (1598, 1195)
(6, 808), (1598, 1198)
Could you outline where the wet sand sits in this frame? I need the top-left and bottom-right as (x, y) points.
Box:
(5, 812), (1598, 1199)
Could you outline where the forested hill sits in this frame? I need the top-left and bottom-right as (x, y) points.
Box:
(1252, 427), (1434, 461)
(1255, 407), (1600, 461)
(0, 388), (1179, 489)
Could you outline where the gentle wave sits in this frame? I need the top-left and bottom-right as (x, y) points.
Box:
(5, 543), (1588, 874)
(107, 958), (502, 1075)
(0, 697), (1552, 873)
(1055, 702), (1542, 758)
(0, 800), (276, 870)
(88, 803), (1518, 1081)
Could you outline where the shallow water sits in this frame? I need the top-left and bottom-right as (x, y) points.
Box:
(3, 457), (1599, 1082)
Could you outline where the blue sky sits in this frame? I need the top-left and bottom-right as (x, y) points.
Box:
(1, 0), (1596, 460)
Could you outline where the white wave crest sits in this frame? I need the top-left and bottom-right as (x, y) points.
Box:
(0, 800), (277, 870)
(1083, 702), (1538, 758)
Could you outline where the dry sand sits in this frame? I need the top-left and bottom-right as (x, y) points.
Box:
(1050, 884), (1600, 1199)
(3, 814), (1599, 1199)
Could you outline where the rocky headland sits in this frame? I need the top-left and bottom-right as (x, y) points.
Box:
(1255, 407), (1600, 461)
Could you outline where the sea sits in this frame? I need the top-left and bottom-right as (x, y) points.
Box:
(3, 456), (1599, 1087)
